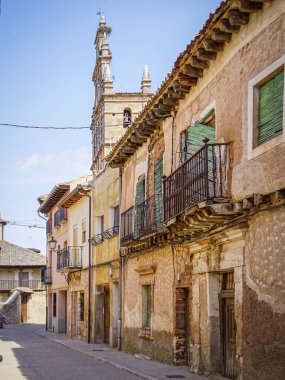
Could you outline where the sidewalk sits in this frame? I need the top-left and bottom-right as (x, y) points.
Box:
(35, 328), (210, 380)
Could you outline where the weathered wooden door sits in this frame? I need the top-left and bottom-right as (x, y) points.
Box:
(21, 295), (28, 322)
(220, 273), (239, 379)
(71, 292), (78, 337)
(104, 286), (110, 344)
(175, 288), (188, 365)
(19, 272), (29, 287)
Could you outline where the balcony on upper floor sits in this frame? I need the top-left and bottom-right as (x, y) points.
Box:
(121, 194), (164, 245)
(57, 246), (82, 272)
(0, 279), (42, 290)
(163, 143), (230, 223)
(40, 267), (52, 285)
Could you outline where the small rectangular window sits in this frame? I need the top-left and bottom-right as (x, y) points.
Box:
(113, 205), (120, 227)
(53, 293), (57, 317)
(79, 292), (84, 321)
(142, 285), (151, 328)
(82, 220), (86, 244)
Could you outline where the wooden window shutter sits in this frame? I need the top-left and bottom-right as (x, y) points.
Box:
(187, 123), (215, 158)
(134, 178), (145, 237)
(258, 70), (284, 145)
(154, 158), (163, 229)
(146, 285), (151, 327)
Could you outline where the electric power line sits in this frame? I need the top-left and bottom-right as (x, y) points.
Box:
(0, 122), (138, 130)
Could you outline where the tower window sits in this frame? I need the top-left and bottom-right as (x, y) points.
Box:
(123, 109), (132, 128)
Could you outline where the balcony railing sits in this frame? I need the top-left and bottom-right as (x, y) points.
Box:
(90, 232), (104, 245)
(46, 219), (52, 235)
(41, 267), (52, 284)
(57, 246), (82, 271)
(103, 226), (119, 239)
(0, 280), (41, 290)
(121, 206), (134, 244)
(163, 143), (229, 222)
(135, 194), (164, 238)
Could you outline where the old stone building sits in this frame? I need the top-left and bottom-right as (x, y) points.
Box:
(89, 15), (152, 346)
(0, 218), (46, 324)
(107, 1), (285, 379)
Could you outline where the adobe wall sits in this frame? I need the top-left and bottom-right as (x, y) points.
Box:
(27, 291), (46, 324)
(242, 206), (285, 380)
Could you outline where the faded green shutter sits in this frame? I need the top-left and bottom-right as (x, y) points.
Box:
(135, 178), (145, 237)
(186, 123), (215, 157)
(258, 70), (284, 145)
(146, 285), (151, 327)
(154, 158), (163, 229)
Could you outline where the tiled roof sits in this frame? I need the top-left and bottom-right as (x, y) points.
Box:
(0, 241), (46, 267)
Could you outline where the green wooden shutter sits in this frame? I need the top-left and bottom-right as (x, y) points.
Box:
(154, 158), (163, 229)
(258, 70), (284, 145)
(186, 123), (215, 157)
(135, 178), (145, 237)
(146, 285), (151, 327)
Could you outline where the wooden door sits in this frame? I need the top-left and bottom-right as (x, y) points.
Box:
(19, 272), (29, 287)
(21, 295), (28, 322)
(220, 273), (239, 379)
(175, 288), (188, 364)
(104, 287), (110, 344)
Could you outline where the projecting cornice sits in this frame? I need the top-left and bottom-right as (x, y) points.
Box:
(106, 0), (273, 168)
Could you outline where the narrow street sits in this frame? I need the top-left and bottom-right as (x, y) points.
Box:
(0, 324), (207, 380)
(0, 324), (143, 380)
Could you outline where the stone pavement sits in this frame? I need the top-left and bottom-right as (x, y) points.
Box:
(35, 328), (210, 380)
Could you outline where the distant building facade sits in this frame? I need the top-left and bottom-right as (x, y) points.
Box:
(0, 218), (46, 323)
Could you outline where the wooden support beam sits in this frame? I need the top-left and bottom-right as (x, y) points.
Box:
(191, 56), (209, 69)
(177, 74), (198, 86)
(168, 88), (185, 99)
(153, 107), (171, 118)
(211, 29), (232, 42)
(183, 64), (203, 78)
(203, 38), (224, 52)
(158, 102), (173, 112)
(162, 96), (179, 106)
(227, 10), (250, 26)
(197, 48), (217, 61)
(219, 18), (240, 33)
(237, 0), (263, 12)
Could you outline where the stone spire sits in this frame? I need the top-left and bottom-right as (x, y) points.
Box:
(93, 16), (113, 102)
(141, 64), (152, 94)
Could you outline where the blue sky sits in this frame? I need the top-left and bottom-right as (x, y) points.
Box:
(0, 0), (221, 253)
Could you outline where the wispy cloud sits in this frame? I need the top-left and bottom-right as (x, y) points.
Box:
(16, 147), (91, 173)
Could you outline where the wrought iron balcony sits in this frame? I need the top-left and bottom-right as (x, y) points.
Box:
(135, 194), (164, 238)
(41, 267), (52, 284)
(57, 246), (82, 271)
(121, 206), (134, 244)
(103, 226), (119, 239)
(46, 219), (52, 235)
(90, 233), (104, 245)
(163, 143), (229, 222)
(0, 280), (41, 290)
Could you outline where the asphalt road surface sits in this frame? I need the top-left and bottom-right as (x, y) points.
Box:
(0, 324), (141, 380)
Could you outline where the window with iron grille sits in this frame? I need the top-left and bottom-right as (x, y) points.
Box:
(79, 292), (84, 321)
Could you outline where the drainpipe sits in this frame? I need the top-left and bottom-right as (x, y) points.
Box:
(78, 190), (92, 344)
(118, 167), (123, 350)
(38, 211), (48, 331)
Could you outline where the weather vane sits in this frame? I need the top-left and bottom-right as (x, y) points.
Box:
(96, 9), (104, 18)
